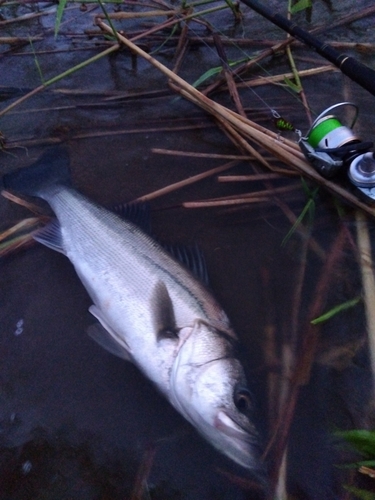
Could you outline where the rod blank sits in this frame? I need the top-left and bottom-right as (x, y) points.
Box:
(240, 0), (375, 97)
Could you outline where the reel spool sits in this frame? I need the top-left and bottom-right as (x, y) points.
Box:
(298, 102), (375, 201)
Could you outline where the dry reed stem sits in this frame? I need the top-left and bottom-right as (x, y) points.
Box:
(0, 36), (43, 44)
(212, 33), (247, 118)
(0, 5), (56, 25)
(183, 197), (269, 207)
(232, 65), (337, 89)
(152, 150), (293, 174)
(210, 111), (275, 171)
(0, 217), (42, 243)
(0, 233), (36, 258)
(187, 183), (301, 203)
(125, 3), (228, 44)
(217, 173), (293, 181)
(201, 38), (293, 96)
(96, 9), (176, 19)
(355, 210), (375, 389)
(152, 148), (255, 160)
(1, 190), (45, 214)
(172, 21), (190, 74)
(135, 160), (240, 202)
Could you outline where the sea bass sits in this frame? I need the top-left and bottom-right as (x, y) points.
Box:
(3, 148), (260, 470)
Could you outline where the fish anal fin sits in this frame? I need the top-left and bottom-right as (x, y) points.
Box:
(88, 305), (133, 362)
(33, 219), (66, 255)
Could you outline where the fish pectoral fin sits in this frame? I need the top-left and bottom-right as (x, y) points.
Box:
(87, 323), (133, 362)
(88, 305), (133, 362)
(33, 219), (66, 255)
(151, 281), (178, 341)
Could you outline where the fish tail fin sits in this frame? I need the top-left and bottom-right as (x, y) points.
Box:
(2, 146), (71, 197)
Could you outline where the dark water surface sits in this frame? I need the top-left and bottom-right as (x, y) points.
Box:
(1, 1), (375, 499)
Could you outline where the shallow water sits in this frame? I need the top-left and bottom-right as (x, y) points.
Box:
(1, 1), (375, 498)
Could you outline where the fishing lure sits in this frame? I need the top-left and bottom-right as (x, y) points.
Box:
(272, 110), (295, 132)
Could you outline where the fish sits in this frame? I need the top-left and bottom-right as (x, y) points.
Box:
(2, 147), (261, 471)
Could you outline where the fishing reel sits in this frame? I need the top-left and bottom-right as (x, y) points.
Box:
(298, 102), (375, 202)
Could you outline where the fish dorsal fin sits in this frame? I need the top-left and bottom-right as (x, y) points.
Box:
(162, 243), (209, 286)
(111, 202), (208, 284)
(33, 219), (66, 255)
(151, 281), (178, 341)
(110, 201), (151, 234)
(88, 305), (133, 361)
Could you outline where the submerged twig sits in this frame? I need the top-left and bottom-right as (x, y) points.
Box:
(267, 227), (348, 495)
(136, 160), (240, 202)
(0, 44), (120, 118)
(1, 190), (45, 214)
(0, 217), (43, 243)
(130, 445), (156, 500)
(212, 33), (246, 118)
(0, 5), (57, 25)
(355, 210), (375, 389)
(152, 148), (255, 160)
(96, 9), (176, 19)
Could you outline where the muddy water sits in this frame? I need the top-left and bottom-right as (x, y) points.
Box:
(1, 1), (375, 499)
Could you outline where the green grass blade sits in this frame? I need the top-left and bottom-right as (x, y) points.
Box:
(311, 297), (361, 325)
(283, 75), (301, 93)
(343, 486), (375, 500)
(55, 0), (69, 37)
(191, 66), (223, 88)
(97, 0), (119, 42)
(282, 198), (313, 246)
(335, 430), (375, 457)
(29, 38), (45, 83)
(191, 57), (249, 88)
(290, 0), (312, 14)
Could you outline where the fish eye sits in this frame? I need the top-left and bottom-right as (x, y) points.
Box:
(234, 388), (252, 413)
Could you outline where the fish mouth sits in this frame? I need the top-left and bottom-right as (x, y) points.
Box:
(215, 410), (253, 441)
(214, 410), (256, 462)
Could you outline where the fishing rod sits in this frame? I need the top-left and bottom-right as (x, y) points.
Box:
(239, 0), (375, 98)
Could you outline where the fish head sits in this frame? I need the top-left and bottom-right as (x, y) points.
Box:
(170, 320), (260, 471)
